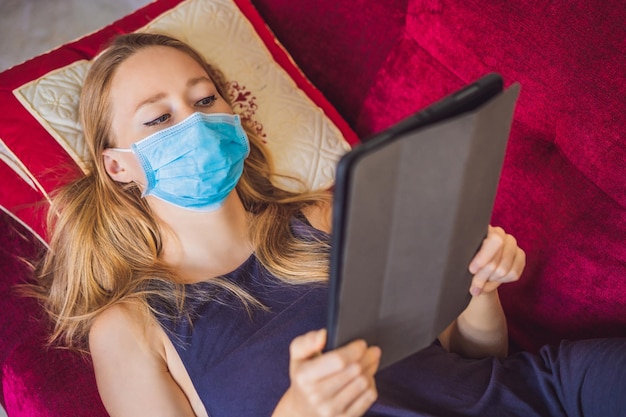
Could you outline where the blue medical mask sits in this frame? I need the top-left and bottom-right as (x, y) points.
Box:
(111, 112), (249, 211)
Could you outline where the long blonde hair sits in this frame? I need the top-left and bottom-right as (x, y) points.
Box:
(35, 33), (331, 352)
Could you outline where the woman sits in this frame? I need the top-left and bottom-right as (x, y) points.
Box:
(36, 33), (625, 417)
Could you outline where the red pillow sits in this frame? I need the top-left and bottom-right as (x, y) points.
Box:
(0, 160), (47, 243)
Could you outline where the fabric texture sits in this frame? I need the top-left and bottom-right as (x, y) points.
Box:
(0, 0), (625, 415)
(0, 161), (47, 243)
(0, 215), (106, 416)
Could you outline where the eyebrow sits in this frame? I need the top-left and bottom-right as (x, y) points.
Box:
(187, 76), (213, 88)
(134, 92), (167, 112)
(133, 77), (214, 112)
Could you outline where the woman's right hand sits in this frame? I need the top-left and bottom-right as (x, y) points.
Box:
(273, 329), (381, 417)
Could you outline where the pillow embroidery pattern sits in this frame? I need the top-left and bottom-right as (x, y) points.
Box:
(14, 61), (89, 173)
(11, 0), (351, 196)
(229, 81), (266, 141)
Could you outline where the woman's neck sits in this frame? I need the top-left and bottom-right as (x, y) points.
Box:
(148, 191), (254, 283)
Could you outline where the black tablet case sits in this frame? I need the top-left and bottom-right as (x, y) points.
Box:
(327, 81), (520, 369)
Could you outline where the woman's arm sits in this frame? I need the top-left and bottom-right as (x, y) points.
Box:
(438, 226), (526, 358)
(438, 290), (509, 358)
(89, 303), (201, 417)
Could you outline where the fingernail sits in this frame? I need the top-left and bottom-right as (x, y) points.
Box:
(470, 286), (482, 296)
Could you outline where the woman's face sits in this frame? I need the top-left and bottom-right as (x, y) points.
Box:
(103, 45), (233, 185)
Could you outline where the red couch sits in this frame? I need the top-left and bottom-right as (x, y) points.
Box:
(1, 0), (624, 415)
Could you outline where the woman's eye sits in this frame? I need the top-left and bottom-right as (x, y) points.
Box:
(196, 95), (217, 107)
(144, 114), (170, 127)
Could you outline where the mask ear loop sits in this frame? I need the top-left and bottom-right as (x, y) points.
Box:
(107, 148), (133, 153)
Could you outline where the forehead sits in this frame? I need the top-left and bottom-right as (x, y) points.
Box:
(109, 45), (208, 105)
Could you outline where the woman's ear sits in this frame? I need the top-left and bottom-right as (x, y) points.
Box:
(102, 149), (134, 183)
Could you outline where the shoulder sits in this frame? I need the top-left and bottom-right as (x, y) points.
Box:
(89, 301), (166, 375)
(89, 302), (196, 416)
(89, 301), (161, 352)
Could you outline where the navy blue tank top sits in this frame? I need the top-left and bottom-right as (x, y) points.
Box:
(154, 217), (626, 417)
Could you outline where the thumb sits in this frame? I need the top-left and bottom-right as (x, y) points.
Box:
(289, 329), (327, 364)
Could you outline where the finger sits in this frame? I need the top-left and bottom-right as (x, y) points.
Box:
(495, 247), (525, 284)
(470, 246), (503, 296)
(302, 362), (367, 406)
(473, 245), (526, 295)
(297, 339), (368, 383)
(485, 234), (518, 282)
(342, 378), (378, 417)
(469, 226), (505, 274)
(480, 280), (501, 294)
(290, 329), (327, 364)
(329, 371), (377, 417)
(360, 346), (382, 377)
(303, 346), (380, 405)
(513, 248), (526, 279)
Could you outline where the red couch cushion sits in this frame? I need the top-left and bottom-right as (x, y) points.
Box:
(255, 0), (626, 352)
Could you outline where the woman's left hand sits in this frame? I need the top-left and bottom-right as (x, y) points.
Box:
(467, 225), (525, 296)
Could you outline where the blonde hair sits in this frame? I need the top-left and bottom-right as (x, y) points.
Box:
(35, 33), (331, 352)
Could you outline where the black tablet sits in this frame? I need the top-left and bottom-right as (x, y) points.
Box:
(326, 73), (520, 368)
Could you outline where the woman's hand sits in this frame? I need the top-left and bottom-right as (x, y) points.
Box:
(438, 226), (525, 358)
(273, 329), (381, 417)
(467, 225), (525, 296)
